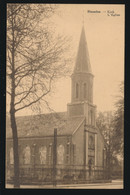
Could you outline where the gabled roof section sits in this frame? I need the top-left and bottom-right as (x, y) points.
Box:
(59, 116), (85, 136)
(6, 112), (85, 138)
(74, 25), (92, 73)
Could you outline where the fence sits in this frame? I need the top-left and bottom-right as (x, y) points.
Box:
(6, 165), (111, 185)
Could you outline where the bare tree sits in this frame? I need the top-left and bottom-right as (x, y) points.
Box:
(7, 4), (71, 188)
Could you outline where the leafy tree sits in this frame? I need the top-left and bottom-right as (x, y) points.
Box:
(96, 111), (114, 170)
(96, 82), (124, 177)
(112, 81), (124, 158)
(7, 4), (71, 188)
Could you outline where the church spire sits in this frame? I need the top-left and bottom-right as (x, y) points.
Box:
(67, 23), (95, 118)
(74, 25), (92, 73)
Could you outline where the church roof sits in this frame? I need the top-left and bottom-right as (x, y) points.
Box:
(6, 112), (85, 138)
(74, 25), (92, 73)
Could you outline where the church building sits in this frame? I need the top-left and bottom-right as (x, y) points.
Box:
(6, 25), (105, 182)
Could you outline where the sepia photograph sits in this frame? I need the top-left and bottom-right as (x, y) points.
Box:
(6, 4), (124, 189)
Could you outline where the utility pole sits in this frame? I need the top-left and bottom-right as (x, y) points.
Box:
(53, 128), (57, 187)
(84, 119), (87, 180)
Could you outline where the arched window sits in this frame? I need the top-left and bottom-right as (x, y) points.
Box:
(10, 147), (14, 164)
(88, 136), (94, 149)
(66, 142), (70, 164)
(89, 110), (93, 125)
(91, 110), (93, 125)
(76, 83), (79, 98)
(90, 83), (93, 102)
(23, 146), (31, 164)
(88, 110), (91, 125)
(48, 143), (52, 165)
(57, 145), (64, 165)
(84, 83), (87, 98)
(39, 146), (47, 165)
(73, 144), (76, 164)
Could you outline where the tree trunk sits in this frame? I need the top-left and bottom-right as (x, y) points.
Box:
(10, 108), (20, 188)
(10, 66), (20, 188)
(9, 7), (20, 187)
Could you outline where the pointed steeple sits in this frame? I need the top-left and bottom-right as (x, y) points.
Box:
(67, 23), (96, 120)
(74, 26), (92, 73)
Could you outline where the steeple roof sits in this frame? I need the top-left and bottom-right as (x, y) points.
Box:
(74, 25), (92, 73)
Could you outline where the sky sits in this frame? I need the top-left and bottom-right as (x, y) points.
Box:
(7, 4), (125, 116)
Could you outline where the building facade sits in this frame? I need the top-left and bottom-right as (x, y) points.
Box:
(6, 25), (105, 182)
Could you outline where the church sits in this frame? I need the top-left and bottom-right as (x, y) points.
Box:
(6, 25), (105, 183)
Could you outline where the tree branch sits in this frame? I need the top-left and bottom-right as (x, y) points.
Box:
(15, 74), (54, 112)
(14, 73), (36, 106)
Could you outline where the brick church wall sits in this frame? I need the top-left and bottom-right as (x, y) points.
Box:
(6, 135), (72, 168)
